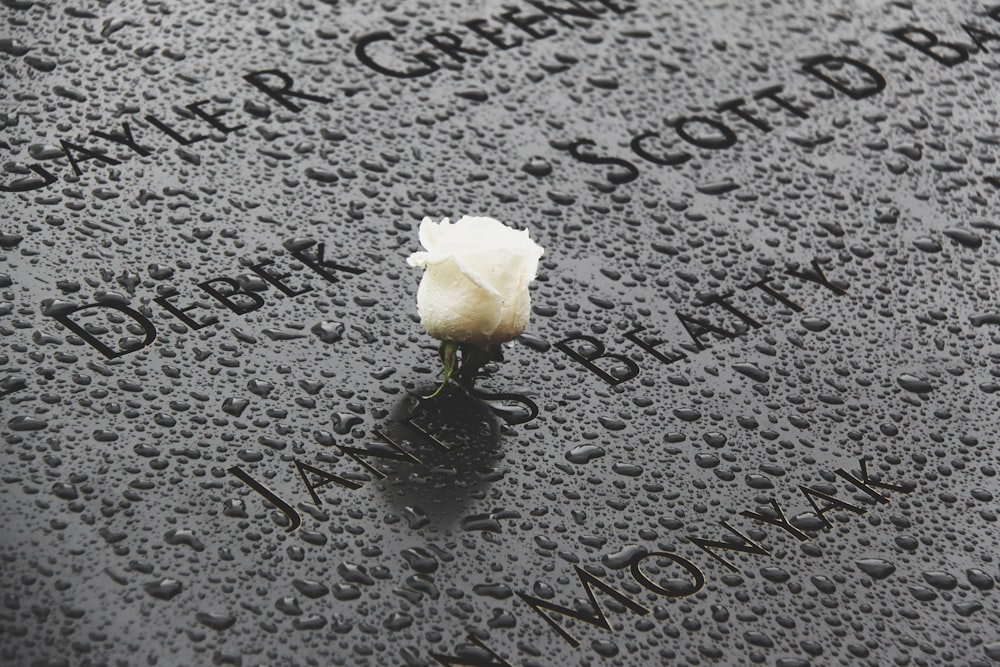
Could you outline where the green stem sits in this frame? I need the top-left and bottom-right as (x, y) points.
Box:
(425, 341), (459, 399)
(425, 342), (502, 399)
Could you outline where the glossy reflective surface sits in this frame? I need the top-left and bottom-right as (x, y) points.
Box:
(2, 2), (999, 665)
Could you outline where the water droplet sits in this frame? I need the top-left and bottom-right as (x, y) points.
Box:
(312, 320), (345, 343)
(566, 444), (606, 464)
(856, 558), (895, 580)
(733, 362), (769, 382)
(602, 544), (646, 569)
(897, 374), (933, 393)
(144, 579), (183, 601)
(522, 157), (552, 178)
(942, 227), (982, 249)
(195, 611), (236, 631)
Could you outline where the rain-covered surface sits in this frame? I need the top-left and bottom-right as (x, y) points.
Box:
(2, 0), (1000, 665)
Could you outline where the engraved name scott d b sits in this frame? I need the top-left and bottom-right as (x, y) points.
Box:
(550, 8), (1000, 189)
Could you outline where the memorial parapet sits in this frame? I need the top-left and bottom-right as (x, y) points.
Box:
(2, 2), (999, 665)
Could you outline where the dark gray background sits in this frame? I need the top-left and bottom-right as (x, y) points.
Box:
(2, 1), (999, 665)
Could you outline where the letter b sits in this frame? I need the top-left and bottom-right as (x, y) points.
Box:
(198, 277), (265, 315)
(888, 26), (970, 67)
(555, 334), (639, 386)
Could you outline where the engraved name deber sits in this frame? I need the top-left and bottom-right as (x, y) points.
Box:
(40, 238), (362, 360)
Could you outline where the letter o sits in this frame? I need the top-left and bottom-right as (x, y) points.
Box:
(630, 131), (691, 166)
(674, 116), (737, 150)
(630, 551), (706, 598)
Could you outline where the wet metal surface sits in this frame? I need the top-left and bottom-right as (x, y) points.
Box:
(2, 1), (1000, 665)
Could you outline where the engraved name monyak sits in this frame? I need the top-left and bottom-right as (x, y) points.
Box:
(431, 457), (914, 666)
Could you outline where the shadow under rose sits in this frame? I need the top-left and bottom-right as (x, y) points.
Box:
(374, 384), (504, 529)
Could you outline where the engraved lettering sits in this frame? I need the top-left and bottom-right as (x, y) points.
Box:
(686, 521), (771, 573)
(0, 163), (57, 192)
(400, 419), (450, 451)
(673, 116), (737, 150)
(629, 131), (691, 167)
(565, 139), (640, 185)
(249, 259), (313, 297)
(835, 458), (915, 504)
(675, 311), (737, 350)
(717, 97), (772, 133)
(153, 289), (219, 331)
(462, 19), (523, 50)
(470, 389), (540, 425)
(799, 485), (866, 530)
(354, 32), (440, 79)
(754, 85), (810, 119)
(526, 0), (601, 27)
(962, 22), (1000, 51)
(740, 498), (810, 541)
(424, 31), (488, 63)
(89, 122), (152, 157)
(629, 551), (706, 598)
(887, 26), (971, 67)
(228, 465), (302, 532)
(243, 68), (334, 111)
(624, 324), (687, 365)
(335, 429), (423, 480)
(785, 257), (848, 295)
(555, 334), (640, 385)
(497, 8), (555, 39)
(294, 458), (362, 504)
(701, 292), (763, 329)
(430, 634), (515, 667)
(801, 54), (886, 100)
(198, 277), (265, 315)
(59, 139), (121, 177)
(289, 241), (366, 283)
(49, 302), (157, 359)
(591, 0), (635, 14)
(741, 276), (804, 312)
(186, 100), (247, 134)
(144, 114), (207, 146)
(516, 565), (649, 648)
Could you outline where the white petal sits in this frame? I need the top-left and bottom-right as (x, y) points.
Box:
(416, 256), (503, 345)
(407, 215), (545, 345)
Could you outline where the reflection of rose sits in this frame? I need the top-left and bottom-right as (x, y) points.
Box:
(407, 216), (544, 347)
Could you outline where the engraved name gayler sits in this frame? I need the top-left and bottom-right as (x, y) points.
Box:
(3, 5), (997, 192)
(0, 0), (639, 192)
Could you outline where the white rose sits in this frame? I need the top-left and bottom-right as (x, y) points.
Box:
(406, 216), (545, 347)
